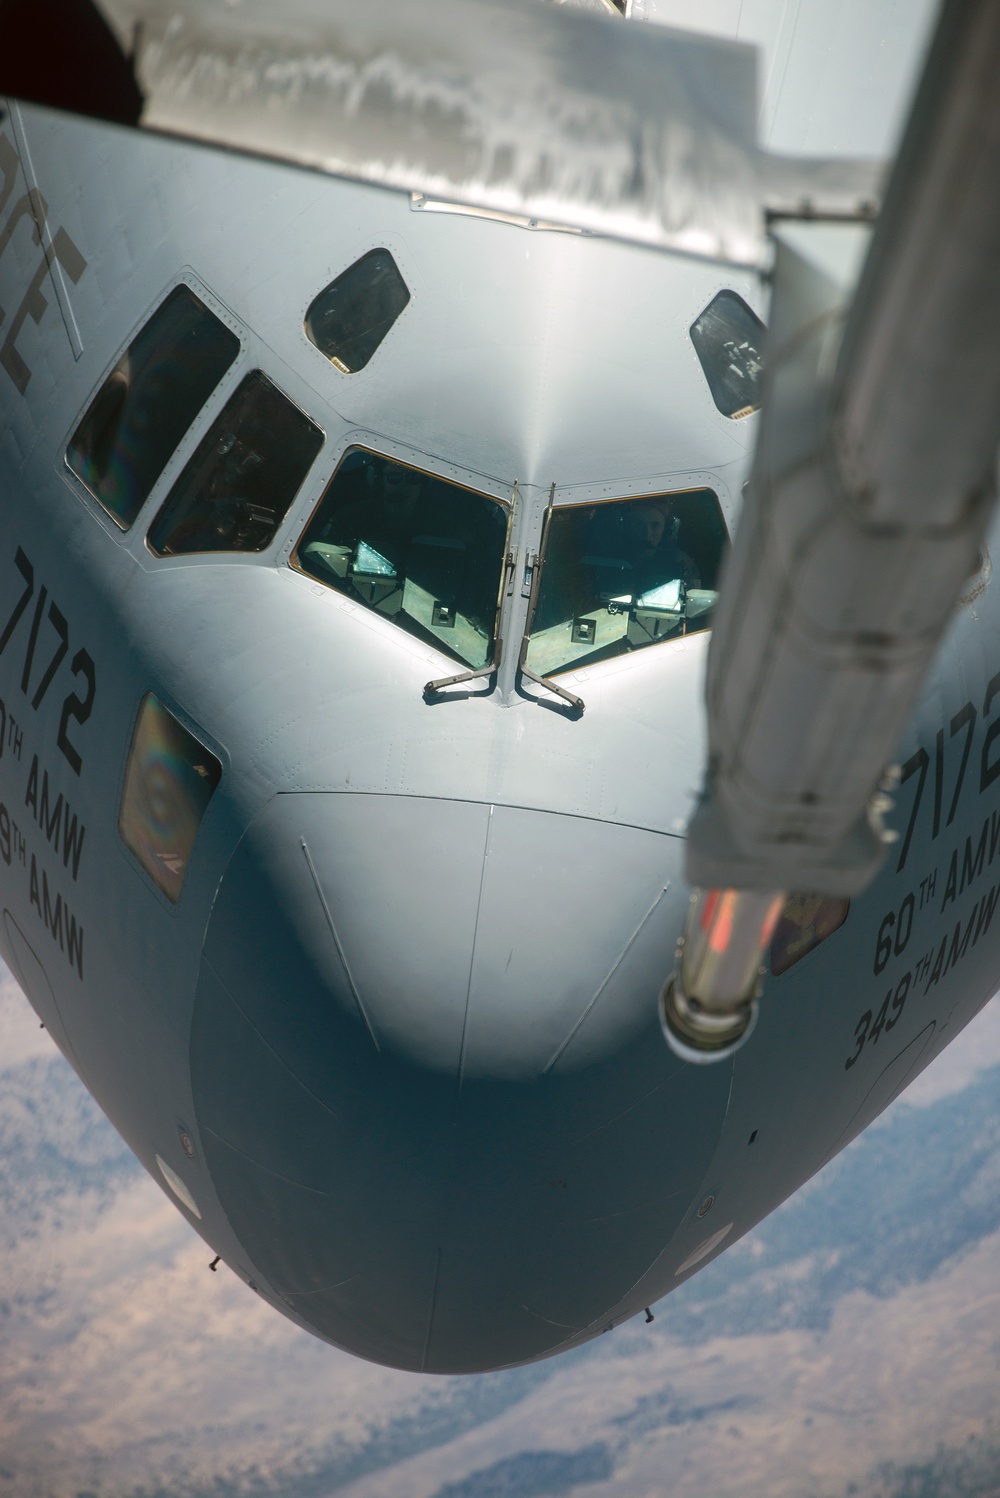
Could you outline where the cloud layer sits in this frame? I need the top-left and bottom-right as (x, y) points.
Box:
(0, 966), (998, 1498)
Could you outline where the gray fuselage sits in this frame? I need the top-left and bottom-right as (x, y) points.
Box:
(0, 77), (997, 1373)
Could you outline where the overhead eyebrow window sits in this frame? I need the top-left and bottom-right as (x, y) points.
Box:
(119, 693), (222, 903)
(294, 448), (509, 669)
(771, 894), (850, 976)
(690, 290), (765, 419)
(66, 285), (240, 527)
(147, 371), (324, 556)
(525, 490), (726, 678)
(305, 249), (411, 373)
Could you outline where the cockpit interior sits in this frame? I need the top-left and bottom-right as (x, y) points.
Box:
(61, 250), (766, 689)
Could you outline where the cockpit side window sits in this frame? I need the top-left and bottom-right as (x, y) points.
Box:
(66, 285), (240, 528)
(690, 290), (765, 419)
(305, 249), (411, 373)
(147, 371), (324, 556)
(119, 693), (222, 904)
(293, 448), (509, 670)
(771, 895), (850, 975)
(525, 489), (726, 678)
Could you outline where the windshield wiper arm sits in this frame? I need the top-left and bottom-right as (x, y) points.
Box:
(424, 635), (503, 697)
(516, 489), (585, 715)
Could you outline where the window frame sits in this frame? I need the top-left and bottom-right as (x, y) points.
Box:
(304, 246), (412, 375)
(522, 484), (729, 680)
(117, 689), (225, 908)
(688, 286), (767, 421)
(288, 441), (515, 670)
(61, 274), (246, 537)
(143, 367), (327, 561)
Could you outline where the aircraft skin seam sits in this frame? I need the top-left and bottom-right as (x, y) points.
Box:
(543, 882), (672, 1073)
(282, 786), (689, 844)
(300, 834), (380, 1052)
(420, 1245), (443, 1373)
(199, 950), (344, 1122)
(454, 801), (495, 1117)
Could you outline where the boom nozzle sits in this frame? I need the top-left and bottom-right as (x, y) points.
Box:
(661, 888), (784, 1063)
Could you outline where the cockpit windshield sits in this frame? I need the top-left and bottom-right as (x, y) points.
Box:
(525, 489), (727, 678)
(66, 285), (239, 528)
(293, 449), (509, 670)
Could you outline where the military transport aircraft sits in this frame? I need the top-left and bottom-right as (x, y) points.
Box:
(0, 0), (998, 1374)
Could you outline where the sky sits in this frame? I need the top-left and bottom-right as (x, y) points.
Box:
(1, 961), (998, 1498)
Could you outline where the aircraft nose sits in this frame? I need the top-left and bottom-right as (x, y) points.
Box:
(192, 794), (731, 1372)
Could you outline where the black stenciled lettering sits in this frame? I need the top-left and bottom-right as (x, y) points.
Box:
(947, 702), (976, 826)
(27, 849), (84, 978)
(42, 870), (63, 950)
(61, 801), (85, 881)
(894, 893), (914, 956)
(932, 727), (945, 839)
(990, 810), (1000, 867)
(0, 133), (19, 221)
(886, 972), (910, 1031)
(56, 648), (95, 776)
(30, 599), (68, 709)
(924, 933), (948, 994)
(869, 990), (891, 1045)
(845, 1011), (871, 1070)
(0, 188), (45, 268)
(897, 746), (929, 873)
(0, 225), (86, 395)
(941, 850), (958, 912)
(945, 902), (979, 977)
(39, 772), (62, 847)
(874, 910), (894, 975)
(0, 548), (33, 655)
(980, 670), (1000, 792)
(960, 819), (988, 895)
(20, 582), (46, 695)
(0, 802), (11, 866)
(24, 751), (37, 818)
(25, 753), (86, 877)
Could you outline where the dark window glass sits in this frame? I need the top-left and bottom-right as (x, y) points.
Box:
(66, 286), (240, 527)
(771, 894), (850, 976)
(294, 449), (508, 669)
(305, 250), (410, 373)
(119, 693), (222, 903)
(690, 290), (765, 419)
(147, 372), (324, 556)
(525, 490), (726, 678)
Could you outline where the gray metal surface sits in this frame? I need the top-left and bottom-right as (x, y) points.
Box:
(687, 0), (1000, 893)
(192, 792), (721, 1371)
(126, 0), (880, 268)
(2, 0), (1000, 1373)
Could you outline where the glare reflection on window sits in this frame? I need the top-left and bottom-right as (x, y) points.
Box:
(690, 290), (765, 419)
(771, 894), (850, 976)
(66, 285), (240, 527)
(119, 694), (221, 903)
(293, 449), (509, 669)
(147, 371), (324, 556)
(305, 250), (411, 373)
(525, 490), (727, 678)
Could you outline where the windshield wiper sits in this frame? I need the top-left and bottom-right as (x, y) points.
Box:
(424, 484), (519, 698)
(516, 486), (585, 715)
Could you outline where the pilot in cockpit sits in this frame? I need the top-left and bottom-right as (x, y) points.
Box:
(620, 499), (700, 595)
